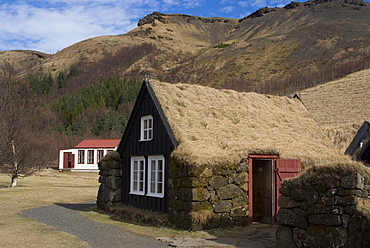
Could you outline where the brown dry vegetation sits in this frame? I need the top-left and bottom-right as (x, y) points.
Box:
(0, 170), (98, 247)
(297, 68), (370, 152)
(150, 80), (349, 167)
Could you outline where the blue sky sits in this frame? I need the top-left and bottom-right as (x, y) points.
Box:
(0, 0), (304, 54)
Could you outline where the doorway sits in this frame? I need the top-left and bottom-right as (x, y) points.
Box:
(63, 152), (74, 169)
(251, 158), (274, 223)
(248, 155), (301, 224)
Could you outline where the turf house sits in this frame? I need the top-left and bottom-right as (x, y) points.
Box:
(345, 121), (370, 165)
(114, 79), (346, 230)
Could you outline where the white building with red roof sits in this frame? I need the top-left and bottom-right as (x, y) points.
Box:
(59, 139), (120, 171)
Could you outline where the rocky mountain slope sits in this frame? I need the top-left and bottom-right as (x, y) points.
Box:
(1, 0), (370, 93)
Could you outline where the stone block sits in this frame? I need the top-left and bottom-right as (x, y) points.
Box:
(338, 189), (362, 197)
(277, 209), (308, 229)
(338, 196), (359, 206)
(328, 206), (344, 215)
(276, 225), (296, 248)
(230, 207), (248, 217)
(231, 194), (249, 207)
(213, 201), (232, 213)
(326, 188), (338, 197)
(98, 175), (106, 184)
(314, 181), (328, 193)
(169, 199), (185, 211)
(107, 169), (122, 176)
(326, 176), (340, 189)
(237, 161), (249, 172)
(279, 186), (291, 196)
(279, 195), (300, 208)
(239, 183), (248, 192)
(234, 172), (249, 185)
(185, 201), (212, 212)
(326, 196), (338, 206)
(308, 214), (342, 226)
(105, 176), (122, 190)
(209, 175), (228, 189)
(291, 187), (304, 201)
(302, 225), (347, 248)
(216, 184), (244, 200)
(340, 173), (364, 189)
(293, 227), (306, 247)
(183, 187), (210, 202)
(303, 189), (319, 206)
(308, 204), (329, 214)
(182, 176), (210, 188)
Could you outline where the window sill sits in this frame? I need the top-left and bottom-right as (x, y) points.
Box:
(129, 191), (145, 196)
(139, 139), (153, 142)
(146, 193), (164, 198)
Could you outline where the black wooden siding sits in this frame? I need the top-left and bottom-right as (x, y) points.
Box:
(118, 82), (176, 213)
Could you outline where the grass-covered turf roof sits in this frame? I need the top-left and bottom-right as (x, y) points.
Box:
(149, 80), (350, 167)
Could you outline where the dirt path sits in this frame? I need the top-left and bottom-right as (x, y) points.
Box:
(22, 202), (276, 248)
(22, 202), (168, 248)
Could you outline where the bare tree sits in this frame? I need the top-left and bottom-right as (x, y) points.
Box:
(0, 62), (50, 187)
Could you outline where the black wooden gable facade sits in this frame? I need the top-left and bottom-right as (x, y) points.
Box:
(345, 121), (370, 165)
(117, 80), (178, 213)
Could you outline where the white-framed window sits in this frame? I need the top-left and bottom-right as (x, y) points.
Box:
(140, 116), (153, 141)
(147, 156), (165, 198)
(130, 157), (145, 195)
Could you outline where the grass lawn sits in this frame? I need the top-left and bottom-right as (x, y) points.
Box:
(0, 169), (256, 248)
(0, 169), (99, 248)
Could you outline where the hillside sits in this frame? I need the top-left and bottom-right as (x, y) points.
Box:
(1, 0), (370, 93)
(0, 0), (370, 165)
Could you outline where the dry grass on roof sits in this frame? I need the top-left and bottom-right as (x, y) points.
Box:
(150, 80), (349, 166)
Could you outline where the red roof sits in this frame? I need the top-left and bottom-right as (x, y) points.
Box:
(74, 139), (120, 148)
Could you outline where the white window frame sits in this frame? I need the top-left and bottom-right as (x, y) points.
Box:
(140, 115), (153, 141)
(130, 157), (145, 195)
(147, 155), (165, 198)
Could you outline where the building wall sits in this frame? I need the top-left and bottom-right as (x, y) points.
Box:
(168, 158), (250, 230)
(118, 86), (175, 213)
(276, 165), (370, 247)
(59, 148), (114, 171)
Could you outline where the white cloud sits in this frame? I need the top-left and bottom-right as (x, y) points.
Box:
(221, 6), (235, 13)
(0, 0), (294, 53)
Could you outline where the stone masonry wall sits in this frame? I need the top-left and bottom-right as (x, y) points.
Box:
(276, 165), (370, 248)
(168, 158), (250, 230)
(96, 151), (122, 212)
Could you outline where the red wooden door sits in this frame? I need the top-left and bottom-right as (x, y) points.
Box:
(275, 159), (300, 215)
(63, 152), (75, 168)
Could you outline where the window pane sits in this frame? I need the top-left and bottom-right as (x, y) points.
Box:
(148, 118), (152, 128)
(139, 182), (143, 191)
(158, 183), (162, 193)
(151, 183), (155, 193)
(133, 181), (137, 191)
(158, 172), (163, 182)
(140, 161), (144, 170)
(134, 161), (138, 171)
(158, 160), (163, 171)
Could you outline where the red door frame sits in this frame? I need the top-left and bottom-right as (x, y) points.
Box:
(63, 152), (75, 169)
(248, 154), (278, 224)
(248, 155), (301, 224)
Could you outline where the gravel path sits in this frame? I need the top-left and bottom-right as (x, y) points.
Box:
(22, 202), (169, 248)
